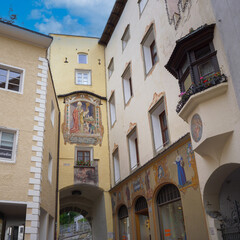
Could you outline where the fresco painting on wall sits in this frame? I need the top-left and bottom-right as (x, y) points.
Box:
(74, 167), (98, 185)
(111, 140), (199, 214)
(62, 94), (104, 145)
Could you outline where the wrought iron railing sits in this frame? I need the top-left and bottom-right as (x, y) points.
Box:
(176, 73), (227, 113)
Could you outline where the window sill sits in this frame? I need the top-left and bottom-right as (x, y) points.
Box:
(178, 81), (228, 122)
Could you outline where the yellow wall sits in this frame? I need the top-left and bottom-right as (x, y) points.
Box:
(49, 34), (113, 236)
(0, 35), (45, 201)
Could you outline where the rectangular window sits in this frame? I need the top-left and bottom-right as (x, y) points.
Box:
(108, 58), (114, 79)
(51, 101), (55, 126)
(122, 64), (133, 105)
(141, 25), (158, 75)
(128, 128), (140, 171)
(113, 149), (120, 184)
(150, 99), (169, 153)
(75, 147), (93, 166)
(75, 70), (91, 85)
(138, 0), (148, 14)
(121, 25), (130, 51)
(109, 93), (116, 126)
(0, 64), (24, 93)
(0, 129), (17, 162)
(78, 53), (88, 64)
(48, 153), (53, 183)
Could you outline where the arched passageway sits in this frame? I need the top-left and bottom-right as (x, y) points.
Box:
(204, 164), (240, 240)
(59, 184), (108, 240)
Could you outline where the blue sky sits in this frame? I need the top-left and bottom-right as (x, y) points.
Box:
(0, 0), (115, 37)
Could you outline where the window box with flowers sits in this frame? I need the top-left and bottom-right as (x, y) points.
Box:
(165, 24), (228, 113)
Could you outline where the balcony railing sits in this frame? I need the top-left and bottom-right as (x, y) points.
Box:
(176, 73), (227, 113)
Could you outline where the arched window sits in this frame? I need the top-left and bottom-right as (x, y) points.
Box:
(135, 196), (151, 239)
(157, 184), (186, 240)
(118, 205), (130, 240)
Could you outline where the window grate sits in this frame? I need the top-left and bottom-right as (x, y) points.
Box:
(118, 205), (128, 219)
(157, 184), (180, 205)
(135, 196), (148, 212)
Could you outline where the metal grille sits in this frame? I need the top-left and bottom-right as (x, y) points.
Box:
(135, 196), (148, 212)
(118, 205), (128, 219)
(221, 227), (240, 240)
(157, 184), (180, 205)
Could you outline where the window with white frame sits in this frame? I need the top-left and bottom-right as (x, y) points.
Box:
(150, 99), (169, 153)
(113, 149), (120, 184)
(141, 25), (158, 75)
(0, 64), (24, 93)
(138, 0), (148, 14)
(0, 129), (17, 162)
(108, 58), (114, 79)
(75, 70), (91, 85)
(75, 147), (93, 166)
(48, 153), (53, 183)
(51, 101), (55, 126)
(78, 53), (88, 64)
(109, 93), (116, 126)
(121, 25), (130, 51)
(128, 128), (140, 171)
(122, 64), (133, 105)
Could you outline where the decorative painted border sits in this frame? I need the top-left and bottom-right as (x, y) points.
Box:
(25, 57), (48, 240)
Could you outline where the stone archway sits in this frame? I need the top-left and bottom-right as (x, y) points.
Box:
(59, 184), (108, 240)
(203, 163), (240, 240)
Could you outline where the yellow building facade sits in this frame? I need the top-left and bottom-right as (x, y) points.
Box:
(48, 34), (113, 239)
(0, 21), (59, 240)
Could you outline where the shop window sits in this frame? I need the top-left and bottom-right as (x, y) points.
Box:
(0, 128), (17, 162)
(157, 184), (186, 240)
(135, 196), (151, 239)
(75, 70), (91, 85)
(48, 153), (53, 183)
(138, 0), (148, 14)
(109, 93), (116, 126)
(121, 25), (130, 51)
(127, 128), (139, 171)
(113, 149), (120, 184)
(118, 205), (130, 240)
(0, 63), (24, 93)
(75, 147), (93, 166)
(78, 53), (88, 64)
(122, 64), (133, 105)
(150, 99), (169, 152)
(108, 58), (114, 79)
(141, 25), (158, 75)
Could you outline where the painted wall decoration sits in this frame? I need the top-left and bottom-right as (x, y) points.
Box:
(110, 139), (199, 214)
(191, 113), (203, 142)
(62, 94), (104, 145)
(74, 167), (98, 185)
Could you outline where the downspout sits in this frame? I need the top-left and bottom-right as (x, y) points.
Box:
(54, 111), (60, 240)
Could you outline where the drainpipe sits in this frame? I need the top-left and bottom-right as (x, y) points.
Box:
(54, 111), (60, 240)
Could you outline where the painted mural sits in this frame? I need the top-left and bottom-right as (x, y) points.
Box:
(111, 139), (199, 213)
(74, 166), (98, 185)
(62, 94), (104, 145)
(191, 113), (203, 143)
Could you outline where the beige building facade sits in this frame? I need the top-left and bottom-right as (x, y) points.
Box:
(100, 0), (240, 239)
(0, 21), (59, 240)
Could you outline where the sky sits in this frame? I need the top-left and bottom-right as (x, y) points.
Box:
(0, 0), (115, 38)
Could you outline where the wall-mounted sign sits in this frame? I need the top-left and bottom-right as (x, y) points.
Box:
(62, 94), (104, 145)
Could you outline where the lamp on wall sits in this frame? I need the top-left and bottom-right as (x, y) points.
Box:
(64, 57), (68, 63)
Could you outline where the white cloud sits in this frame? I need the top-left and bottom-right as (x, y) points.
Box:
(34, 15), (87, 36)
(42, 0), (115, 36)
